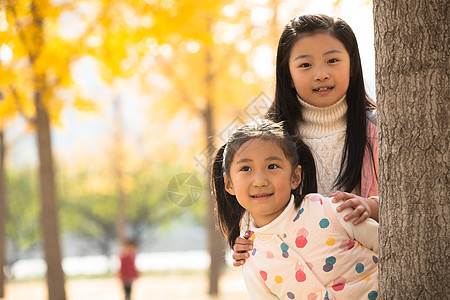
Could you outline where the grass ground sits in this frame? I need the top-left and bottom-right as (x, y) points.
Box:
(3, 268), (249, 300)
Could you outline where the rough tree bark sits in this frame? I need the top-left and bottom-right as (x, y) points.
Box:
(34, 86), (67, 300)
(24, 2), (67, 299)
(6, 0), (68, 298)
(373, 0), (449, 298)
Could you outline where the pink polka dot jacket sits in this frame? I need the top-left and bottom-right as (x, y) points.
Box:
(242, 194), (379, 300)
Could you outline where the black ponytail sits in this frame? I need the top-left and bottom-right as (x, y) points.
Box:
(292, 136), (317, 199)
(211, 144), (246, 248)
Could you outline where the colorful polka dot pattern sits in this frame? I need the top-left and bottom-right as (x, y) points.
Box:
(296, 227), (309, 249)
(259, 270), (267, 281)
(296, 235), (308, 248)
(355, 263), (365, 273)
(249, 194), (378, 299)
(326, 238), (335, 246)
(332, 277), (346, 291)
(295, 263), (307, 282)
(295, 269), (307, 282)
(319, 218), (329, 228)
(368, 290), (378, 299)
(340, 239), (356, 250)
(293, 208), (304, 222)
(309, 195), (323, 205)
(281, 242), (289, 258)
(323, 256), (336, 272)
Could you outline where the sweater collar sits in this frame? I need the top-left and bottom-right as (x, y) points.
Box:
(297, 95), (348, 138)
(251, 195), (295, 235)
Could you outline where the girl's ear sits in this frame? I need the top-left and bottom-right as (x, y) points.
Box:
(224, 173), (236, 195)
(291, 165), (302, 190)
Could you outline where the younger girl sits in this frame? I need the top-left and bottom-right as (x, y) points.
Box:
(233, 14), (379, 265)
(212, 119), (378, 300)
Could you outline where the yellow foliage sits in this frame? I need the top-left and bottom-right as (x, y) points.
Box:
(1, 0), (364, 167)
(0, 96), (16, 129)
(1, 0), (102, 128)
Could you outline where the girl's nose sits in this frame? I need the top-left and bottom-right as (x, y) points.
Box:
(253, 172), (269, 187)
(314, 67), (329, 81)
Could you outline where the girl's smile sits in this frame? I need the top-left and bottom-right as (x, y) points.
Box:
(251, 192), (274, 199)
(224, 138), (301, 227)
(313, 85), (333, 93)
(289, 32), (350, 107)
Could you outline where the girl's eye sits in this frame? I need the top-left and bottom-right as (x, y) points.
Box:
(328, 58), (339, 63)
(268, 164), (279, 170)
(240, 166), (252, 172)
(299, 62), (311, 68)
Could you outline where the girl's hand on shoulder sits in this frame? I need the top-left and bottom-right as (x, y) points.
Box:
(330, 191), (372, 225)
(232, 231), (253, 267)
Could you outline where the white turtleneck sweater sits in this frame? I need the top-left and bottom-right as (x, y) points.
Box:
(297, 95), (348, 196)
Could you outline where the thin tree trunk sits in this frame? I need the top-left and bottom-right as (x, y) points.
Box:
(205, 106), (226, 295)
(204, 42), (226, 296)
(116, 181), (127, 245)
(8, 1), (67, 297)
(0, 130), (5, 298)
(373, 0), (449, 298)
(113, 96), (127, 246)
(34, 87), (66, 300)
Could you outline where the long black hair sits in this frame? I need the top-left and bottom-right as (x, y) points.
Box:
(267, 14), (376, 193)
(211, 119), (316, 248)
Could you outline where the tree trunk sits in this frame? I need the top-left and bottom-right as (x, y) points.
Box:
(34, 88), (67, 300)
(8, 1), (66, 297)
(373, 0), (449, 298)
(204, 43), (226, 296)
(0, 130), (5, 298)
(113, 96), (127, 246)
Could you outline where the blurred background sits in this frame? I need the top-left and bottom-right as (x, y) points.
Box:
(0, 0), (374, 299)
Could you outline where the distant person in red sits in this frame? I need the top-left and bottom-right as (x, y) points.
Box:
(119, 239), (139, 300)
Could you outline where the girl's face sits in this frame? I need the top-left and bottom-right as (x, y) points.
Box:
(288, 32), (350, 107)
(224, 138), (301, 228)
